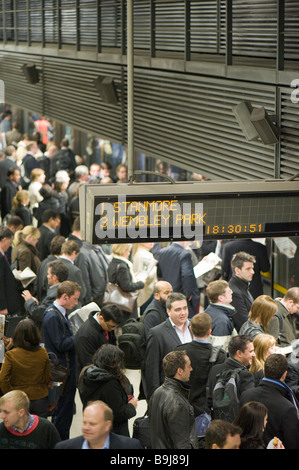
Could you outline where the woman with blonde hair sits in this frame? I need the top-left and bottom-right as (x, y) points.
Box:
(107, 244), (145, 322)
(11, 225), (41, 308)
(250, 333), (277, 383)
(12, 225), (41, 273)
(11, 189), (32, 227)
(28, 168), (45, 212)
(239, 295), (278, 341)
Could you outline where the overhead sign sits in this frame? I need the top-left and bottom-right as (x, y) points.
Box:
(79, 180), (299, 244)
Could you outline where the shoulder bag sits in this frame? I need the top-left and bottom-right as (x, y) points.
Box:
(103, 264), (138, 314)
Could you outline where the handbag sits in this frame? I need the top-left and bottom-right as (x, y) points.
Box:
(48, 352), (70, 396)
(132, 413), (151, 449)
(103, 264), (138, 314)
(47, 309), (71, 396)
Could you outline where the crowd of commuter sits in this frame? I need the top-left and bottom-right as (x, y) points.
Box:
(0, 113), (299, 450)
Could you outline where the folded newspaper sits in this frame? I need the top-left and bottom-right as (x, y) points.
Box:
(193, 252), (222, 279)
(12, 267), (36, 288)
(68, 302), (100, 334)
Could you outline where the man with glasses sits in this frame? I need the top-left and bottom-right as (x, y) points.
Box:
(74, 304), (123, 381)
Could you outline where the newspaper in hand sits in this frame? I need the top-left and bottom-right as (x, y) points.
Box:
(12, 267), (36, 288)
(193, 252), (222, 279)
(68, 302), (101, 334)
(135, 258), (156, 283)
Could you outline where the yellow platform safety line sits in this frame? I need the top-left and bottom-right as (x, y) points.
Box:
(261, 272), (288, 295)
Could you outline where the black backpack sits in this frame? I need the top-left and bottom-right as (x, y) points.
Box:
(117, 308), (165, 370)
(212, 367), (243, 422)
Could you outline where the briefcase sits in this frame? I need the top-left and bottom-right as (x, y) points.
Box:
(132, 414), (151, 449)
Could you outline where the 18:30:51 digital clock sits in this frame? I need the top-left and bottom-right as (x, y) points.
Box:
(205, 224), (263, 236)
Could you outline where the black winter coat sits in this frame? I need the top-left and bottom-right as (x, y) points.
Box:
(74, 312), (116, 380)
(176, 340), (227, 416)
(78, 365), (136, 437)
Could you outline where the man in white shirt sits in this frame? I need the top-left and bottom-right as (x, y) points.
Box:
(144, 292), (193, 400)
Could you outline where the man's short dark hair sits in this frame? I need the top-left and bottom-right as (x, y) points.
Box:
(264, 353), (288, 380)
(163, 350), (187, 378)
(205, 420), (242, 449)
(50, 235), (65, 255)
(56, 281), (81, 298)
(228, 335), (252, 358)
(0, 226), (14, 241)
(190, 313), (212, 337)
(231, 251), (256, 272)
(7, 167), (20, 178)
(41, 209), (60, 224)
(99, 304), (123, 324)
(6, 215), (23, 229)
(166, 292), (186, 311)
(61, 239), (80, 255)
(48, 260), (69, 283)
(72, 216), (80, 232)
(100, 161), (111, 170)
(39, 184), (55, 199)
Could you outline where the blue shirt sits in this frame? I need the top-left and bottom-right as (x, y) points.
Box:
(82, 434), (110, 449)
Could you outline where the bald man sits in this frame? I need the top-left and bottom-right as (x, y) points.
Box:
(54, 401), (142, 449)
(143, 280), (173, 339)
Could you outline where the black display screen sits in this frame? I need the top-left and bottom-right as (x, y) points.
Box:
(91, 191), (299, 243)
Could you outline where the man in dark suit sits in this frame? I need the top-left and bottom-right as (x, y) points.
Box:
(54, 401), (142, 449)
(36, 209), (61, 261)
(144, 292), (193, 400)
(21, 141), (40, 188)
(35, 235), (65, 301)
(240, 353), (299, 449)
(0, 226), (21, 318)
(143, 280), (173, 339)
(58, 239), (87, 306)
(176, 312), (227, 417)
(221, 238), (270, 299)
(74, 304), (123, 381)
(43, 281), (82, 441)
(0, 145), (18, 189)
(0, 167), (21, 219)
(157, 242), (200, 317)
(229, 251), (256, 332)
(22, 260), (69, 331)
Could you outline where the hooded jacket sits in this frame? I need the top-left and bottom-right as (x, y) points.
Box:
(78, 365), (136, 437)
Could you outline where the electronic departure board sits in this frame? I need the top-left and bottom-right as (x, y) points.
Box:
(79, 180), (299, 244)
